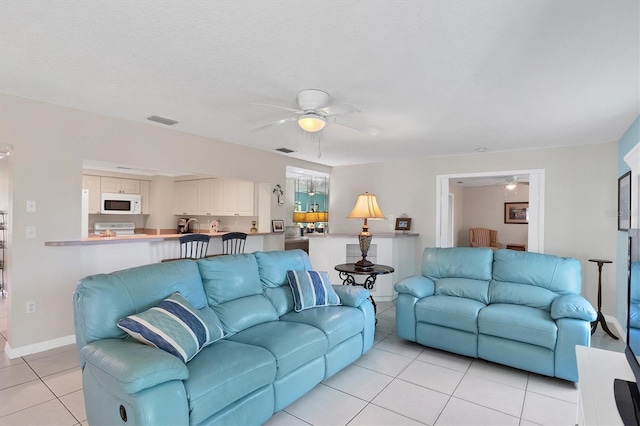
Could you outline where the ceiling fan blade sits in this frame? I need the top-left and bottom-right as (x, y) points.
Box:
(326, 116), (380, 135)
(317, 103), (360, 115)
(249, 115), (299, 131)
(251, 103), (304, 114)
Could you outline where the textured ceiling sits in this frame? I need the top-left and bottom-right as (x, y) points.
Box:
(1, 1), (638, 166)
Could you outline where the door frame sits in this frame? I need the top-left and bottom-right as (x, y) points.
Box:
(435, 169), (545, 252)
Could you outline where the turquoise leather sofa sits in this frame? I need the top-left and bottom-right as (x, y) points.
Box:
(395, 247), (596, 382)
(73, 250), (374, 425)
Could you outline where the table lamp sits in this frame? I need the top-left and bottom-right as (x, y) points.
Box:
(347, 192), (386, 271)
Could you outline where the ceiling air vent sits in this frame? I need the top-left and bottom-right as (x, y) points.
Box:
(147, 115), (178, 126)
(276, 147), (295, 154)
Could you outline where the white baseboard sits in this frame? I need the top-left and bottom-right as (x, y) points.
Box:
(604, 314), (625, 343)
(4, 334), (76, 359)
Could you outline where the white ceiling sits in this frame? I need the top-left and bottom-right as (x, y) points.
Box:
(1, 1), (638, 167)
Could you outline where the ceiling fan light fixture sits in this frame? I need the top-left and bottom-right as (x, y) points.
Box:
(298, 114), (326, 132)
(505, 176), (518, 190)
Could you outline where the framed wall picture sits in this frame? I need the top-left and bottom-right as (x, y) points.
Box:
(619, 171), (631, 231)
(271, 220), (284, 233)
(395, 217), (412, 231)
(504, 202), (529, 224)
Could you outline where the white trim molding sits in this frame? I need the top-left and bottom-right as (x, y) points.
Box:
(4, 334), (76, 359)
(436, 169), (545, 252)
(624, 142), (640, 228)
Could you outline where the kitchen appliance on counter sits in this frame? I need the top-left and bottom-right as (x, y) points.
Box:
(178, 218), (200, 234)
(100, 193), (141, 215)
(94, 222), (137, 236)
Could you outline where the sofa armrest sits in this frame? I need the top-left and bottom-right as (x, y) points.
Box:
(394, 276), (435, 299)
(551, 294), (597, 321)
(333, 285), (370, 307)
(81, 338), (189, 394)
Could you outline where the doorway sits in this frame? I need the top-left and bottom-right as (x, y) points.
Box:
(436, 169), (545, 252)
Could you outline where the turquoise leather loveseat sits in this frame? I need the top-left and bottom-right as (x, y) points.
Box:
(395, 247), (596, 382)
(73, 250), (374, 425)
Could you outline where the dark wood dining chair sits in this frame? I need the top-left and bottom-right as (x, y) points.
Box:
(179, 233), (211, 259)
(222, 232), (247, 254)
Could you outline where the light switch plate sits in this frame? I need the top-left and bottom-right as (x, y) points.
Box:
(26, 226), (36, 239)
(26, 200), (36, 212)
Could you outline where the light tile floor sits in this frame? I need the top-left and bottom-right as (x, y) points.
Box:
(0, 297), (625, 426)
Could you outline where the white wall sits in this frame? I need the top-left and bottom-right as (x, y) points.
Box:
(459, 184), (529, 247)
(0, 91), (620, 353)
(0, 93), (330, 353)
(329, 142), (618, 316)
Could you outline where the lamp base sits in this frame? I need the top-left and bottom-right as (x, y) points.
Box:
(354, 258), (374, 272)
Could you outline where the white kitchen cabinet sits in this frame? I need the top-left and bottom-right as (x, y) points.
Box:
(82, 175), (101, 214)
(140, 180), (151, 214)
(173, 181), (198, 215)
(197, 179), (224, 216)
(101, 177), (141, 194)
(223, 179), (255, 216)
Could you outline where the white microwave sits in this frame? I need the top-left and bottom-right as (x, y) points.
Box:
(100, 193), (141, 214)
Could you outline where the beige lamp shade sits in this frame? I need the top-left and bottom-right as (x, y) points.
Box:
(347, 192), (386, 220)
(292, 211), (306, 223)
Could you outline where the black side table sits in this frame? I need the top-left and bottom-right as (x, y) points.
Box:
(334, 263), (394, 315)
(588, 259), (618, 339)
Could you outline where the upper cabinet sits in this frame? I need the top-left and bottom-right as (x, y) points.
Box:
(197, 179), (225, 216)
(82, 175), (101, 214)
(101, 177), (141, 194)
(224, 179), (255, 216)
(173, 180), (198, 216)
(174, 178), (254, 217)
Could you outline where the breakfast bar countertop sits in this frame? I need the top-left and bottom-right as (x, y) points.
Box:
(44, 232), (275, 247)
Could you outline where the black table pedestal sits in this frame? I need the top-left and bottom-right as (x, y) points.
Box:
(588, 259), (619, 340)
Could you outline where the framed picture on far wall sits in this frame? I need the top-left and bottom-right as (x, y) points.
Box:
(395, 217), (412, 231)
(504, 202), (529, 224)
(271, 220), (284, 233)
(619, 171), (631, 231)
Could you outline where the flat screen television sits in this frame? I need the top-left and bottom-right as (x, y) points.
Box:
(616, 229), (640, 424)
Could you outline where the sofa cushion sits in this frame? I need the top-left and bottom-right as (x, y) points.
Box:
(415, 295), (485, 334)
(478, 304), (557, 349)
(488, 281), (558, 311)
(184, 339), (276, 424)
(491, 249), (582, 306)
(116, 292), (225, 362)
(281, 306), (364, 349)
(75, 260), (207, 346)
(211, 295), (279, 335)
(422, 247), (493, 281)
(287, 270), (341, 312)
(256, 250), (313, 288)
(198, 254), (263, 304)
(229, 321), (327, 379)
(434, 277), (489, 304)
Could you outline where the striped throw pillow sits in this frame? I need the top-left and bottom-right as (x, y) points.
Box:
(287, 270), (341, 312)
(117, 292), (224, 363)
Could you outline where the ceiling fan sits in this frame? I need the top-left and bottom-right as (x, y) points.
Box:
(249, 89), (380, 136)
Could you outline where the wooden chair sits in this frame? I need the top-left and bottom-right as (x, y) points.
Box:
(469, 228), (503, 249)
(222, 232), (247, 254)
(179, 233), (211, 259)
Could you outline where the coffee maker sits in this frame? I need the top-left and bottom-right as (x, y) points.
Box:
(177, 218), (187, 234)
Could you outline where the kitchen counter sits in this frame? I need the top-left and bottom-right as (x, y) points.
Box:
(45, 231), (275, 247)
